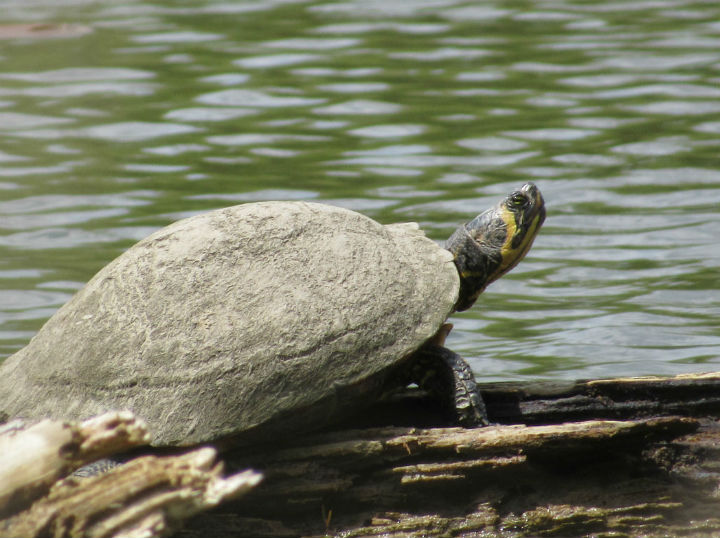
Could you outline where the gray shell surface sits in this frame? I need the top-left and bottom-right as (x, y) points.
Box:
(0, 202), (459, 446)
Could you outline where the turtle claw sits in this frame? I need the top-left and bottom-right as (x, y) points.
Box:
(441, 348), (489, 427)
(412, 345), (489, 427)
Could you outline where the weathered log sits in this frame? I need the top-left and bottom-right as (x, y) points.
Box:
(178, 371), (720, 538)
(4, 372), (720, 538)
(2, 449), (261, 538)
(0, 411), (150, 518)
(0, 413), (262, 538)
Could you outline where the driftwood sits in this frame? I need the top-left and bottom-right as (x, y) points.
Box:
(3, 373), (720, 537)
(0, 411), (150, 519)
(0, 412), (262, 538)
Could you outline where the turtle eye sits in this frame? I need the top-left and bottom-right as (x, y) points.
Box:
(510, 192), (527, 207)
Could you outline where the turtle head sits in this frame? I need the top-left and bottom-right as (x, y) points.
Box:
(446, 182), (545, 312)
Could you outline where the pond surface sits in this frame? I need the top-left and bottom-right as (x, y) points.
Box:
(1, 0), (719, 382)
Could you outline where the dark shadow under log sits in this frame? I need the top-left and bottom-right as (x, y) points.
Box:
(482, 372), (720, 425)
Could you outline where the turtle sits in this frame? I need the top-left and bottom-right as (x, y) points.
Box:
(0, 183), (545, 447)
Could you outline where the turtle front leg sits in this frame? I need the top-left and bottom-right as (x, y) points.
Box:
(412, 324), (489, 427)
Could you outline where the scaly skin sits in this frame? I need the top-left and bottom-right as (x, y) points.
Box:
(447, 182), (546, 312)
(415, 183), (546, 425)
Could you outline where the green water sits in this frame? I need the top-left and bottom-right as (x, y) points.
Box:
(1, 0), (719, 381)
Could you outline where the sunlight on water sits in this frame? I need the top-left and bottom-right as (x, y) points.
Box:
(0, 0), (719, 383)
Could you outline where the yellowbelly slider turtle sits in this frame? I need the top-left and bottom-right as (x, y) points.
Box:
(0, 183), (545, 447)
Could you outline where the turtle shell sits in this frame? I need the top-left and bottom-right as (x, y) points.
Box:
(0, 202), (459, 446)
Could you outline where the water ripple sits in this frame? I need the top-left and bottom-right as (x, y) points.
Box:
(206, 133), (329, 146)
(456, 137), (528, 151)
(440, 6), (512, 21)
(694, 122), (720, 134)
(144, 144), (210, 156)
(623, 101), (720, 115)
(313, 22), (450, 35)
(83, 121), (201, 141)
(234, 54), (322, 69)
(0, 227), (161, 250)
(334, 151), (539, 168)
(199, 73), (250, 86)
(390, 48), (494, 61)
(595, 52), (720, 70)
(0, 67), (154, 82)
(262, 37), (361, 49)
(187, 189), (318, 202)
(1, 208), (129, 230)
(164, 107), (257, 122)
(0, 150), (28, 162)
(316, 82), (389, 93)
(348, 124), (425, 138)
(0, 163), (81, 177)
(0, 191), (156, 215)
(590, 83), (720, 99)
(0, 289), (71, 311)
(611, 139), (691, 156)
(9, 82), (156, 98)
(196, 88), (325, 107)
(291, 67), (382, 78)
(503, 128), (599, 141)
(312, 99), (401, 115)
(131, 31), (224, 43)
(0, 112), (72, 129)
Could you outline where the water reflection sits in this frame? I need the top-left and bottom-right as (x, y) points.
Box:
(0, 0), (719, 380)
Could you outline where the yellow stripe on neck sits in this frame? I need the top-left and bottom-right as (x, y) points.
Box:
(490, 208), (540, 282)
